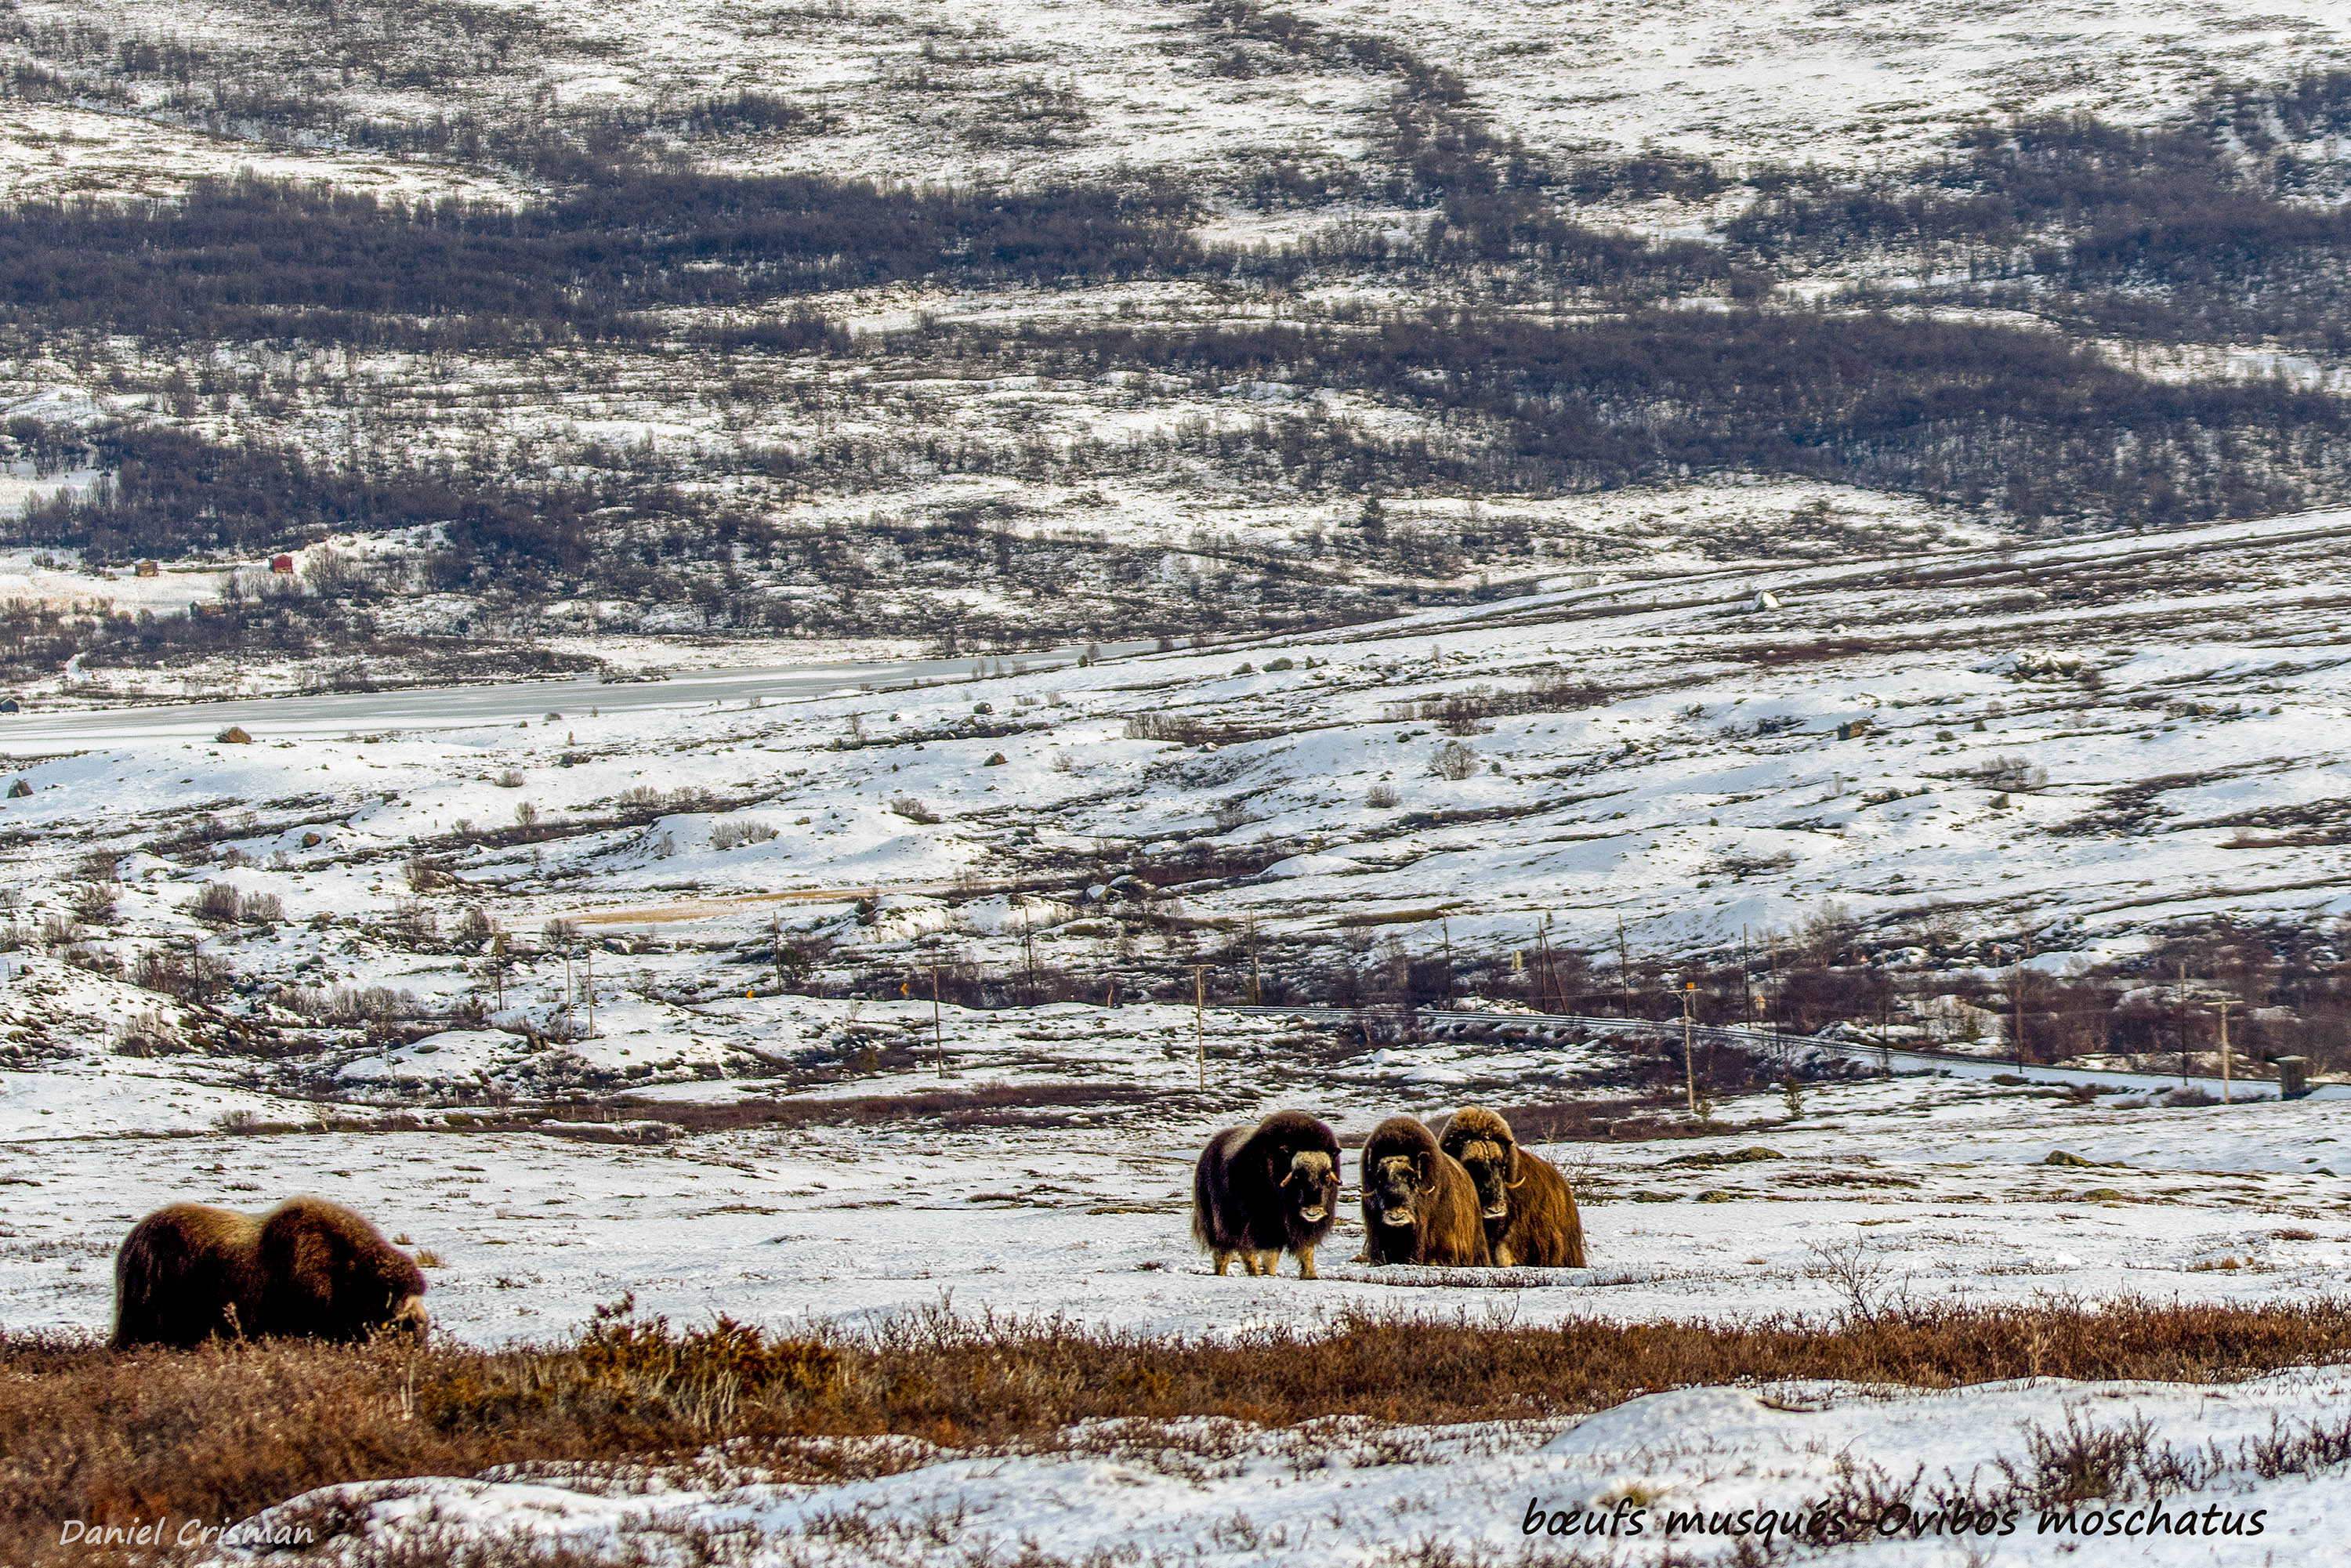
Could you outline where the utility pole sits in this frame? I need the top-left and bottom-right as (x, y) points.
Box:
(931, 963), (946, 1078)
(1681, 981), (1699, 1114)
(491, 932), (505, 1011)
(1247, 914), (1262, 1005)
(583, 942), (594, 1041)
(2011, 946), (2026, 1070)
(1193, 965), (1208, 1090)
(1617, 915), (1632, 1016)
(564, 946), (575, 1041)
(1534, 916), (1556, 1015)
(2216, 998), (2234, 1103)
(1021, 914), (1038, 1005)
(2178, 961), (2190, 1085)
(1741, 925), (1751, 1028)
(1440, 915), (1453, 1000)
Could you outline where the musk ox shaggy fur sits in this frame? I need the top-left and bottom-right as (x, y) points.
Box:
(111, 1197), (429, 1351)
(1191, 1109), (1342, 1278)
(1359, 1115), (1489, 1267)
(1440, 1106), (1586, 1268)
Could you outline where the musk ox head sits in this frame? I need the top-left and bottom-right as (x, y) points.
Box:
(357, 1245), (430, 1342)
(385, 1290), (430, 1341)
(1440, 1107), (1520, 1222)
(1276, 1145), (1338, 1227)
(1364, 1149), (1433, 1228)
(1454, 1139), (1518, 1221)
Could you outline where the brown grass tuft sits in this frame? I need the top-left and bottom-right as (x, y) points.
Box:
(15, 1297), (2351, 1563)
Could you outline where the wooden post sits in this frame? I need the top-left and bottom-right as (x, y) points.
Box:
(1193, 965), (1208, 1089)
(2216, 998), (2233, 1103)
(1616, 916), (1632, 1016)
(1247, 914), (1261, 1005)
(1682, 982), (1698, 1114)
(564, 947), (574, 1041)
(2178, 961), (2190, 1085)
(1741, 925), (1751, 1028)
(932, 963), (946, 1078)
(2011, 954), (2024, 1070)
(584, 942), (594, 1041)
(1534, 916), (1556, 1015)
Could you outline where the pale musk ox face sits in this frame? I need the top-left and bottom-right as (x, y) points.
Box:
(1366, 1153), (1425, 1226)
(386, 1293), (429, 1341)
(1281, 1148), (1337, 1226)
(1454, 1139), (1516, 1221)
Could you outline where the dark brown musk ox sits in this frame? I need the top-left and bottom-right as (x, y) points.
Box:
(111, 1197), (429, 1351)
(1440, 1106), (1586, 1268)
(1358, 1115), (1490, 1267)
(1191, 1110), (1342, 1278)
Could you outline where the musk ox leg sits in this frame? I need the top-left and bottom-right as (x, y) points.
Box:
(1241, 1252), (1265, 1276)
(1213, 1250), (1234, 1276)
(1295, 1246), (1318, 1280)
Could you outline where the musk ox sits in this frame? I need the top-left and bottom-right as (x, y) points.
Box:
(1440, 1106), (1586, 1268)
(1191, 1110), (1342, 1279)
(111, 1197), (429, 1351)
(1358, 1115), (1489, 1267)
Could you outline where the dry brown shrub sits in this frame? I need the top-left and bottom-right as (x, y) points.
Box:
(16, 1298), (2351, 1564)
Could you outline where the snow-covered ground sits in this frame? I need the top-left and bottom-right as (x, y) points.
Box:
(22, 0), (2349, 205)
(12, 1052), (2351, 1346)
(4, 502), (2346, 969)
(223, 1371), (2351, 1566)
(9, 498), (2351, 1560)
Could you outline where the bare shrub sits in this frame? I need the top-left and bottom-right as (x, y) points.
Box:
(1365, 783), (1401, 809)
(1706, 849), (1796, 879)
(1429, 740), (1480, 781)
(183, 882), (243, 925)
(710, 820), (780, 851)
(72, 851), (119, 883)
(68, 884), (115, 925)
(12, 1298), (2351, 1568)
(888, 796), (940, 824)
(386, 900), (435, 943)
(114, 1010), (178, 1059)
(280, 984), (420, 1023)
(493, 768), (526, 788)
(1123, 712), (1208, 743)
(1978, 755), (2049, 791)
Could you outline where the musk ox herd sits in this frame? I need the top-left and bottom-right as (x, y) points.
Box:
(1194, 1106), (1585, 1276)
(100, 1105), (1568, 1356)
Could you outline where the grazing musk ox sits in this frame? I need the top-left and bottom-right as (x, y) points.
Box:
(1358, 1115), (1490, 1267)
(1191, 1110), (1342, 1278)
(1440, 1106), (1585, 1267)
(111, 1197), (429, 1351)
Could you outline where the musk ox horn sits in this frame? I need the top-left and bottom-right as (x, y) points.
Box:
(1505, 1174), (1528, 1190)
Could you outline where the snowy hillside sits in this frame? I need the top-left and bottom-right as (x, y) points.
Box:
(12, 0), (2351, 1561)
